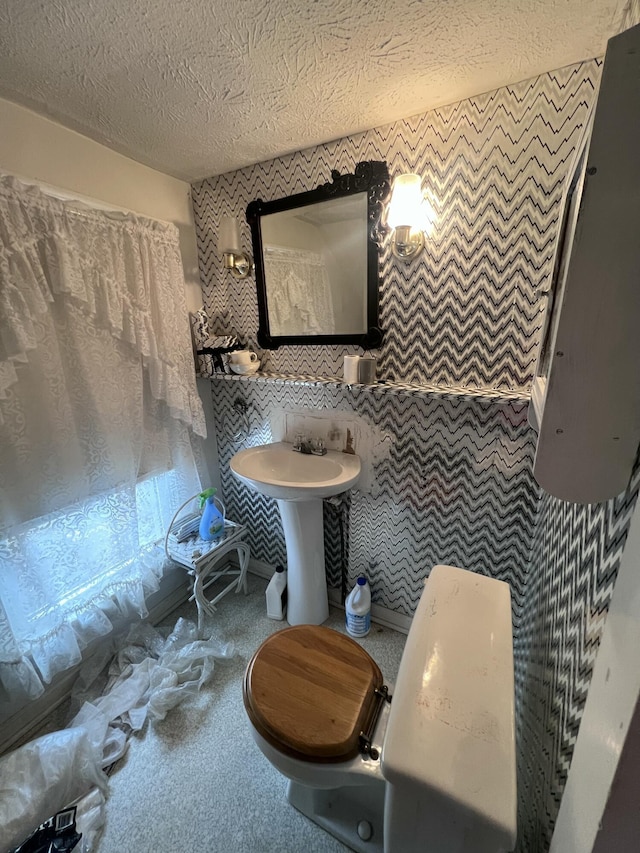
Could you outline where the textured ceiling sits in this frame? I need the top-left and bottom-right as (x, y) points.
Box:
(0, 0), (623, 181)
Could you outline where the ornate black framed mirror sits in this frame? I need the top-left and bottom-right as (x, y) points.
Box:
(246, 160), (390, 349)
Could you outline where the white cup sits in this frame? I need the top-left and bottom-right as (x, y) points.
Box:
(343, 355), (360, 383)
(230, 350), (258, 365)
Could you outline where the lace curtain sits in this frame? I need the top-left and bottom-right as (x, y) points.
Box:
(263, 245), (335, 336)
(0, 174), (205, 702)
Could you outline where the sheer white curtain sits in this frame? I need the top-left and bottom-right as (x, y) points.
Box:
(0, 174), (205, 702)
(263, 245), (335, 335)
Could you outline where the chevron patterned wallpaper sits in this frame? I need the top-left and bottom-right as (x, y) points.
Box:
(193, 59), (600, 392)
(192, 57), (640, 853)
(515, 463), (640, 852)
(210, 377), (538, 615)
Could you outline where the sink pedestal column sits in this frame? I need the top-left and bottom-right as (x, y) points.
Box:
(276, 498), (329, 625)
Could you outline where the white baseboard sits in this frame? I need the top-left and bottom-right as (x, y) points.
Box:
(328, 588), (411, 634)
(0, 665), (83, 756)
(245, 556), (276, 580)
(246, 557), (411, 635)
(0, 568), (193, 756)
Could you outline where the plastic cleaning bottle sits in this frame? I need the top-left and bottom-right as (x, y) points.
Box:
(266, 564), (287, 620)
(198, 488), (224, 541)
(345, 575), (371, 637)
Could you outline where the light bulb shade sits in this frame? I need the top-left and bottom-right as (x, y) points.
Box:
(387, 173), (425, 229)
(218, 215), (242, 254)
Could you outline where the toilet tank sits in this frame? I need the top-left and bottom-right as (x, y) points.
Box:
(382, 565), (517, 853)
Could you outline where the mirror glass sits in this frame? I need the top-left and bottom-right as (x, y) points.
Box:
(247, 161), (389, 349)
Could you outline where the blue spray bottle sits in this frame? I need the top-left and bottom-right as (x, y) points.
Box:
(198, 488), (224, 540)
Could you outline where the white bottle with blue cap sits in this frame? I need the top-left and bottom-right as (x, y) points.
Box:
(345, 575), (371, 637)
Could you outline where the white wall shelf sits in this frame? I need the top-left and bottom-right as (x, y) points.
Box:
(199, 370), (531, 407)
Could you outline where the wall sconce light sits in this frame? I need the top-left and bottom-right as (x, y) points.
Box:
(218, 215), (252, 279)
(386, 173), (433, 262)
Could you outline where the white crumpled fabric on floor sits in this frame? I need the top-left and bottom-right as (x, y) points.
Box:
(68, 618), (234, 768)
(0, 727), (108, 853)
(0, 618), (234, 853)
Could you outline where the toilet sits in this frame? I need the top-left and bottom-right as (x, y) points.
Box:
(243, 565), (517, 853)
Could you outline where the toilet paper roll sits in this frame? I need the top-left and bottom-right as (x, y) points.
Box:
(358, 356), (377, 384)
(343, 355), (361, 383)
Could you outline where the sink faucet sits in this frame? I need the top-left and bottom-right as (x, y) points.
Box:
(292, 434), (327, 456)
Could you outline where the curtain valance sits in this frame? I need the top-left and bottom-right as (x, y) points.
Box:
(0, 174), (205, 437)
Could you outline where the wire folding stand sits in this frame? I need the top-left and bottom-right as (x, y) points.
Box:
(164, 504), (250, 638)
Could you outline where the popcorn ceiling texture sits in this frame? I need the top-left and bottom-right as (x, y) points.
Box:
(0, 0), (622, 180)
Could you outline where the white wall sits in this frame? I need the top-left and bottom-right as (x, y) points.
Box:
(0, 96), (202, 311)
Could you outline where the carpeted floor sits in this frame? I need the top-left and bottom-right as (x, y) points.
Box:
(94, 575), (406, 852)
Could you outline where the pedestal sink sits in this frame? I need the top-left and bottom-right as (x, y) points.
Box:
(230, 442), (361, 625)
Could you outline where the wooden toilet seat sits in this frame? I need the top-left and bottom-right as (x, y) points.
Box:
(243, 625), (383, 763)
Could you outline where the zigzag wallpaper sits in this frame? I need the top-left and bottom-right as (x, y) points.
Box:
(210, 378), (538, 616)
(515, 463), (640, 851)
(192, 57), (640, 852)
(193, 60), (599, 392)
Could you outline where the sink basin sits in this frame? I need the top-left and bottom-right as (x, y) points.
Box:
(229, 441), (362, 625)
(230, 442), (361, 501)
